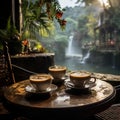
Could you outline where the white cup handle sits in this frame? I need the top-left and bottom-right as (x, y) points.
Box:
(90, 77), (96, 83)
(84, 77), (96, 87)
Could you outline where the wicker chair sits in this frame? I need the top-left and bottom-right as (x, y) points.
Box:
(95, 104), (120, 120)
(95, 84), (120, 120)
(0, 41), (36, 120)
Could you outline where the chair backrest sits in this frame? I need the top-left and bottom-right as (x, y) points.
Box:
(1, 41), (37, 85)
(0, 41), (15, 88)
(0, 41), (15, 103)
(2, 41), (16, 85)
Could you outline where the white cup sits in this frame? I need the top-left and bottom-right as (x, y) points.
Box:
(49, 65), (67, 80)
(29, 74), (53, 92)
(70, 71), (96, 88)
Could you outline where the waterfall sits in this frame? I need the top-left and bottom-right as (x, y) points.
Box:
(65, 35), (82, 58)
(66, 35), (73, 56)
(80, 51), (90, 64)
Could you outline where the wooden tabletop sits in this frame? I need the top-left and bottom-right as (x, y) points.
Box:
(3, 79), (116, 119)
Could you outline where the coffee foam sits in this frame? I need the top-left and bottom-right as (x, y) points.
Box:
(49, 68), (66, 71)
(49, 66), (66, 72)
(30, 75), (51, 82)
(70, 72), (90, 78)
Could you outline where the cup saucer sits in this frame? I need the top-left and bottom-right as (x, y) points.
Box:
(25, 84), (58, 94)
(64, 80), (96, 90)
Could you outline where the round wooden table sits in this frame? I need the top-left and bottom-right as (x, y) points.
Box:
(3, 79), (116, 119)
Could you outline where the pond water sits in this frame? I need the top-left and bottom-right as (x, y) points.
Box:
(55, 56), (120, 75)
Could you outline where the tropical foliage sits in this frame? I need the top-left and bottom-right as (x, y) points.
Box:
(21, 0), (67, 39)
(0, 0), (67, 55)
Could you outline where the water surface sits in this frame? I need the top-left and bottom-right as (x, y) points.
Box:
(55, 56), (120, 75)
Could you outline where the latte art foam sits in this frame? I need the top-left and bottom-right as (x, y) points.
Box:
(49, 66), (66, 72)
(70, 72), (90, 78)
(30, 74), (52, 82)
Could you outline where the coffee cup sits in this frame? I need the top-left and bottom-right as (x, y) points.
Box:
(69, 71), (96, 88)
(48, 65), (67, 80)
(29, 74), (53, 92)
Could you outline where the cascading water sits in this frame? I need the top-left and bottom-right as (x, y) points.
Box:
(66, 35), (73, 56)
(80, 51), (90, 64)
(65, 35), (82, 58)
